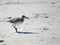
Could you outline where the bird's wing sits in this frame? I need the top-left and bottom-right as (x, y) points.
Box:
(0, 17), (14, 22)
(0, 17), (20, 22)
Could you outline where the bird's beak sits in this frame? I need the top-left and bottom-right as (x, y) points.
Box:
(25, 17), (29, 19)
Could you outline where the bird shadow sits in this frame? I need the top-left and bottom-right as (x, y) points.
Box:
(15, 31), (37, 34)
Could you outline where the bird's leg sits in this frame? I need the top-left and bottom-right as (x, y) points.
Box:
(12, 25), (18, 32)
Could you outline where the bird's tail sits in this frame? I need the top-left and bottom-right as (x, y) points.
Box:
(0, 17), (12, 22)
(0, 18), (6, 22)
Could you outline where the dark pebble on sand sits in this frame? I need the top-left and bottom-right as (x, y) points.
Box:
(51, 2), (56, 4)
(0, 40), (4, 43)
(43, 27), (49, 30)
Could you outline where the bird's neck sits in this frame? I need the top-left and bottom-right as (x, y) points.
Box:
(20, 17), (25, 22)
(22, 17), (25, 20)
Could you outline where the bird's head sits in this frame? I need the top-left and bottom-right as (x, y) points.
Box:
(22, 15), (29, 19)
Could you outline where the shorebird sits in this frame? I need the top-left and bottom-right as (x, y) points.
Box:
(0, 15), (37, 34)
(7, 15), (29, 32)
